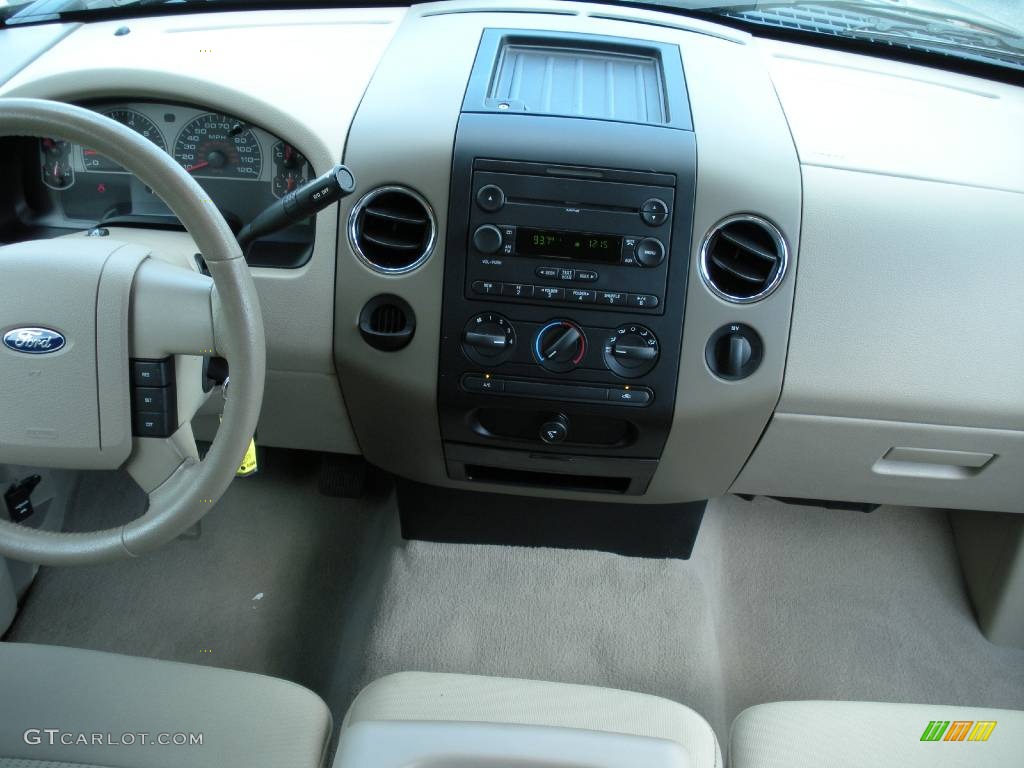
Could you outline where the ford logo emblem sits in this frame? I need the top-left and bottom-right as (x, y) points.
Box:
(3, 327), (66, 355)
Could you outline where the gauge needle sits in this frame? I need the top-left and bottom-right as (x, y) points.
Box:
(187, 161), (210, 173)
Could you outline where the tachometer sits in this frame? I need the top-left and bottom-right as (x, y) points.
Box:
(82, 109), (166, 172)
(173, 113), (262, 180)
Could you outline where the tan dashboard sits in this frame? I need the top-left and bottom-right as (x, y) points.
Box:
(2, 0), (1021, 512)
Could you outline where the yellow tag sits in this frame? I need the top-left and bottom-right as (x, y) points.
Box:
(236, 438), (258, 477)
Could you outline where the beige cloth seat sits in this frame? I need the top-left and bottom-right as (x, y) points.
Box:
(730, 700), (1024, 768)
(343, 671), (722, 768)
(0, 642), (332, 768)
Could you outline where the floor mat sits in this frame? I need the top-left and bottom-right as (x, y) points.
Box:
(8, 471), (1024, 746)
(6, 450), (388, 696)
(332, 496), (1024, 742)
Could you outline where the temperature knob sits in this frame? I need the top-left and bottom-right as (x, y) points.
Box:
(603, 324), (659, 378)
(534, 320), (587, 373)
(462, 312), (515, 365)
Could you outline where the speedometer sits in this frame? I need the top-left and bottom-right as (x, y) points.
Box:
(173, 113), (263, 180)
(82, 109), (166, 172)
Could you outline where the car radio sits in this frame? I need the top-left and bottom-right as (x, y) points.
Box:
(464, 161), (676, 314)
(438, 136), (696, 485)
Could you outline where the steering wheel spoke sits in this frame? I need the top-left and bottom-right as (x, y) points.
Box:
(130, 257), (219, 360)
(124, 423), (201, 494)
(0, 98), (265, 566)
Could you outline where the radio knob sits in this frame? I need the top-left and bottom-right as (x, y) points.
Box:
(534, 320), (586, 373)
(472, 224), (503, 255)
(635, 238), (665, 268)
(604, 324), (660, 378)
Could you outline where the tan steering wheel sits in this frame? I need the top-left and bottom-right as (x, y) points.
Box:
(0, 98), (266, 565)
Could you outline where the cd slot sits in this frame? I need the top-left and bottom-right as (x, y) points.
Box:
(506, 196), (638, 215)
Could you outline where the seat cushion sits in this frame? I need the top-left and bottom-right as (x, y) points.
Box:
(730, 700), (1024, 768)
(0, 642), (331, 768)
(344, 671), (722, 768)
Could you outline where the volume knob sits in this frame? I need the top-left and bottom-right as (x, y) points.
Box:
(472, 224), (503, 255)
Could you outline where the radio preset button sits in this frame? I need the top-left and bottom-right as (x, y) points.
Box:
(536, 286), (565, 301)
(501, 283), (534, 298)
(575, 270), (599, 282)
(471, 280), (501, 296)
(598, 291), (628, 306)
(568, 289), (596, 304)
(628, 293), (660, 308)
(635, 238), (666, 267)
(640, 198), (670, 226)
(476, 184), (505, 212)
(535, 267), (559, 279)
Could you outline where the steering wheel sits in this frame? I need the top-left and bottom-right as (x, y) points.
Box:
(0, 98), (265, 565)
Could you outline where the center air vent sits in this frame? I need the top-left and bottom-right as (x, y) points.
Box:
(700, 215), (788, 303)
(349, 186), (436, 274)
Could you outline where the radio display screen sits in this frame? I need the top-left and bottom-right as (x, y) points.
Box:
(516, 228), (622, 263)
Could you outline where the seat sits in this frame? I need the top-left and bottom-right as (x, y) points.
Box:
(0, 642), (332, 768)
(340, 671), (722, 768)
(730, 700), (1024, 768)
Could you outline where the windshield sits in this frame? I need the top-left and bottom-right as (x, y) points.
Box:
(2, 0), (1023, 74)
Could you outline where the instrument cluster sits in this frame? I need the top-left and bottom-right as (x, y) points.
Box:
(33, 101), (315, 266)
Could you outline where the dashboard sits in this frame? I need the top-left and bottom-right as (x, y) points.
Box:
(24, 101), (315, 267)
(0, 2), (1021, 515)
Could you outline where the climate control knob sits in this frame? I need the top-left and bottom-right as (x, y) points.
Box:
(462, 312), (515, 366)
(534, 320), (587, 373)
(472, 224), (503, 255)
(603, 324), (659, 378)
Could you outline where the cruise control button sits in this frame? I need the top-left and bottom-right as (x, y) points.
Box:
(627, 293), (660, 308)
(568, 289), (596, 303)
(134, 411), (171, 437)
(598, 291), (628, 306)
(536, 286), (565, 301)
(134, 387), (171, 413)
(575, 270), (599, 282)
(131, 359), (171, 387)
(501, 283), (534, 298)
(472, 280), (501, 295)
(535, 267), (559, 279)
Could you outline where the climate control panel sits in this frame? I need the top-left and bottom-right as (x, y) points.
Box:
(439, 151), (695, 461)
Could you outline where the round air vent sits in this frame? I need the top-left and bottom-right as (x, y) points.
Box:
(358, 294), (416, 351)
(700, 215), (788, 303)
(348, 186), (436, 274)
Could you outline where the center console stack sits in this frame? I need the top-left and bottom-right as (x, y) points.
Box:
(439, 31), (697, 496)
